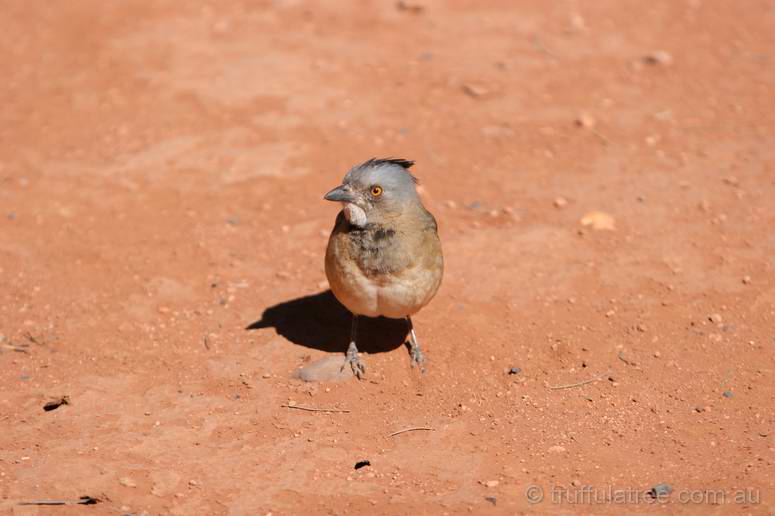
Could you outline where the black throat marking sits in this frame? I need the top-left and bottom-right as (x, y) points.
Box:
(349, 223), (396, 246)
(347, 223), (401, 275)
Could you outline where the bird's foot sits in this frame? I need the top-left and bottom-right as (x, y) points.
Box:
(342, 342), (366, 379)
(409, 344), (426, 373)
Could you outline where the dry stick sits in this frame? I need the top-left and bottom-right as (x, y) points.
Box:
(1, 342), (29, 354)
(19, 500), (70, 506)
(388, 427), (433, 437)
(590, 129), (612, 146)
(19, 496), (98, 506)
(549, 372), (609, 390)
(617, 351), (637, 366)
(282, 404), (350, 414)
(531, 35), (557, 58)
(24, 332), (43, 346)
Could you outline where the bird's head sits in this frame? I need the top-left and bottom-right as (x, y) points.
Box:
(323, 158), (420, 227)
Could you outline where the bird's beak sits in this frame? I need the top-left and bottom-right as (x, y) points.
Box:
(324, 184), (357, 203)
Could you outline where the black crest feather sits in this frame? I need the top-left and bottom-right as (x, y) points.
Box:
(367, 157), (414, 169)
(356, 157), (418, 183)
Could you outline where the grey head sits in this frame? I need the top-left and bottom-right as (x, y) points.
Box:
(324, 158), (421, 226)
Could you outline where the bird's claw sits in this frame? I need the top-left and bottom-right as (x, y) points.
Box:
(342, 346), (366, 379)
(410, 346), (426, 373)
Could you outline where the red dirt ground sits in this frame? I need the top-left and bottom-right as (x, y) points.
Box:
(1, 1), (774, 514)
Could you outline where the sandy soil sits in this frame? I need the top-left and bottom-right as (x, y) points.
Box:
(1, 1), (774, 514)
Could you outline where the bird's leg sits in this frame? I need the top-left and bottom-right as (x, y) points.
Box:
(406, 317), (426, 372)
(342, 314), (366, 379)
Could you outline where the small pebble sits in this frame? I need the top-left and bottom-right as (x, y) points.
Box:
(462, 83), (489, 97)
(722, 390), (734, 398)
(581, 211), (616, 231)
(711, 213), (727, 224)
(642, 50), (673, 66)
(742, 275), (751, 285)
(570, 13), (586, 31)
(119, 477), (137, 488)
(212, 20), (230, 34)
(554, 196), (568, 208)
(636, 323), (647, 332)
(575, 113), (596, 128)
(708, 313), (723, 324)
(722, 176), (739, 186)
(507, 367), (522, 375)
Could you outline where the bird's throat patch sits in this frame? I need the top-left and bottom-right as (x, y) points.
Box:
(343, 203), (367, 227)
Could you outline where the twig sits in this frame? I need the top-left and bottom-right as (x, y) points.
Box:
(19, 496), (99, 506)
(19, 500), (69, 506)
(1, 342), (29, 354)
(617, 351), (637, 366)
(282, 404), (350, 413)
(388, 427), (433, 437)
(549, 372), (609, 390)
(590, 129), (612, 146)
(24, 332), (43, 346)
(531, 35), (557, 58)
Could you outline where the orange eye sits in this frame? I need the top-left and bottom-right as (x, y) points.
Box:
(370, 185), (383, 197)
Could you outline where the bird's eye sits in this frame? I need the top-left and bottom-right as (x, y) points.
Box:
(370, 185), (383, 197)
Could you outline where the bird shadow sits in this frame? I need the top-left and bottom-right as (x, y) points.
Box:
(246, 290), (409, 354)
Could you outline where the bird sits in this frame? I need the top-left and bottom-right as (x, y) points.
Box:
(323, 158), (443, 379)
